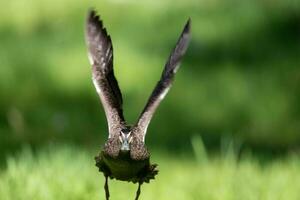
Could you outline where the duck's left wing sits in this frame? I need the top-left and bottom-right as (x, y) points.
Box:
(134, 18), (191, 141)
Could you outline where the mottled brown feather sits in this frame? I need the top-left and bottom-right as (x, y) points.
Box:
(85, 10), (126, 138)
(135, 18), (191, 141)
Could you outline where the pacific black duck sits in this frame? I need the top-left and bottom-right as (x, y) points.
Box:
(85, 9), (191, 200)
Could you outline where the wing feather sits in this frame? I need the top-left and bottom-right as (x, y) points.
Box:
(135, 19), (191, 141)
(85, 10), (125, 137)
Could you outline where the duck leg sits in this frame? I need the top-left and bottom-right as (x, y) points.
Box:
(134, 182), (142, 200)
(104, 175), (110, 200)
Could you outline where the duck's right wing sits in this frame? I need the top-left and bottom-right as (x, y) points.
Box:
(85, 9), (125, 137)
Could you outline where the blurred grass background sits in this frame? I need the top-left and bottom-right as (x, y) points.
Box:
(0, 0), (300, 199)
(1, 145), (299, 200)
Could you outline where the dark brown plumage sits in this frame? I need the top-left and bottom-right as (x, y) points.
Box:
(85, 9), (191, 200)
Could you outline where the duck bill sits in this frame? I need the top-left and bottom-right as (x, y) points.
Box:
(121, 141), (130, 151)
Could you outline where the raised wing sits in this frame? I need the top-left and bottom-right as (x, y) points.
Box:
(135, 18), (191, 141)
(85, 10), (125, 137)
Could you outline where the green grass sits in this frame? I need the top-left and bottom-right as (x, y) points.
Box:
(0, 145), (299, 200)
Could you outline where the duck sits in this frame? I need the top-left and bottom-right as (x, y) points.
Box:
(85, 9), (191, 200)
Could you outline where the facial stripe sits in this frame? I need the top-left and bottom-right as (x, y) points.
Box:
(120, 131), (132, 143)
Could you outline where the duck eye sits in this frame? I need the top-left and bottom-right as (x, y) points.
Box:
(121, 131), (126, 138)
(127, 132), (131, 137)
(119, 136), (123, 142)
(128, 136), (133, 144)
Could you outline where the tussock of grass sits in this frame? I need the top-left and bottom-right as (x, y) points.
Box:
(0, 145), (299, 200)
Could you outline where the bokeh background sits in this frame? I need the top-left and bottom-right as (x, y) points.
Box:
(0, 0), (300, 199)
